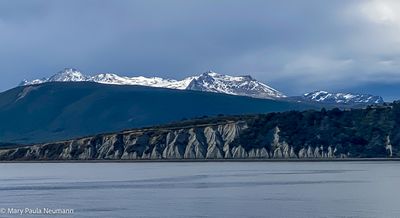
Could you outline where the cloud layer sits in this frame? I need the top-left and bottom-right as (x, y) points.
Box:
(1, 0), (400, 99)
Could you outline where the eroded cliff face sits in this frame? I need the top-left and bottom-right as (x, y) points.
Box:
(0, 122), (347, 161)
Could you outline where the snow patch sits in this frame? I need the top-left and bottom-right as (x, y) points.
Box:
(16, 85), (40, 101)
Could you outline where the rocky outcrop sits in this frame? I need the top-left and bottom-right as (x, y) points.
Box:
(0, 122), (349, 161)
(385, 135), (393, 157)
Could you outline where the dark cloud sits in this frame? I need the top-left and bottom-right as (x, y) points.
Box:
(0, 0), (399, 100)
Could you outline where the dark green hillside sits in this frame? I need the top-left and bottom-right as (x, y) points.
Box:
(233, 102), (400, 157)
(0, 82), (316, 144)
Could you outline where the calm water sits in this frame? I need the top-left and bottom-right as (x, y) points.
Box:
(0, 161), (399, 218)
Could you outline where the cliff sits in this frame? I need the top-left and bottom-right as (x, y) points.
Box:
(1, 101), (399, 161)
(0, 121), (349, 161)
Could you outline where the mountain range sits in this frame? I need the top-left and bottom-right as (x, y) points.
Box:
(20, 68), (285, 99)
(301, 91), (384, 104)
(0, 67), (388, 146)
(0, 82), (317, 144)
(20, 68), (384, 105)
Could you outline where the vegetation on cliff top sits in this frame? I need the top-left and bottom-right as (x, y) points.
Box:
(234, 102), (400, 157)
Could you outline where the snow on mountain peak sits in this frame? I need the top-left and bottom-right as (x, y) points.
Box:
(20, 68), (87, 85)
(202, 71), (219, 77)
(49, 68), (87, 82)
(303, 91), (384, 104)
(19, 69), (285, 99)
(19, 68), (386, 104)
(187, 71), (285, 98)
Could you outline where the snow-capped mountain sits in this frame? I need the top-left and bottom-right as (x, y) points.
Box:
(48, 68), (89, 82)
(187, 72), (285, 99)
(302, 91), (384, 104)
(19, 68), (190, 89)
(20, 68), (285, 99)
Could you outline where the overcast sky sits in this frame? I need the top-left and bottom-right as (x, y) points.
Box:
(1, 0), (400, 100)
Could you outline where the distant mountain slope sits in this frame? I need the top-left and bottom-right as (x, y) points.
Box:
(0, 82), (315, 144)
(301, 91), (384, 104)
(20, 68), (285, 99)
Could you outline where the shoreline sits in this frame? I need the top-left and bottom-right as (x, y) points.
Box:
(0, 158), (399, 163)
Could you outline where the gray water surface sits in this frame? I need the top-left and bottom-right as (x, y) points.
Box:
(0, 161), (399, 218)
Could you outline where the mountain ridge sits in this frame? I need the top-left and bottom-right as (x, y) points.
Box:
(20, 68), (285, 99)
(20, 68), (385, 105)
(301, 90), (384, 104)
